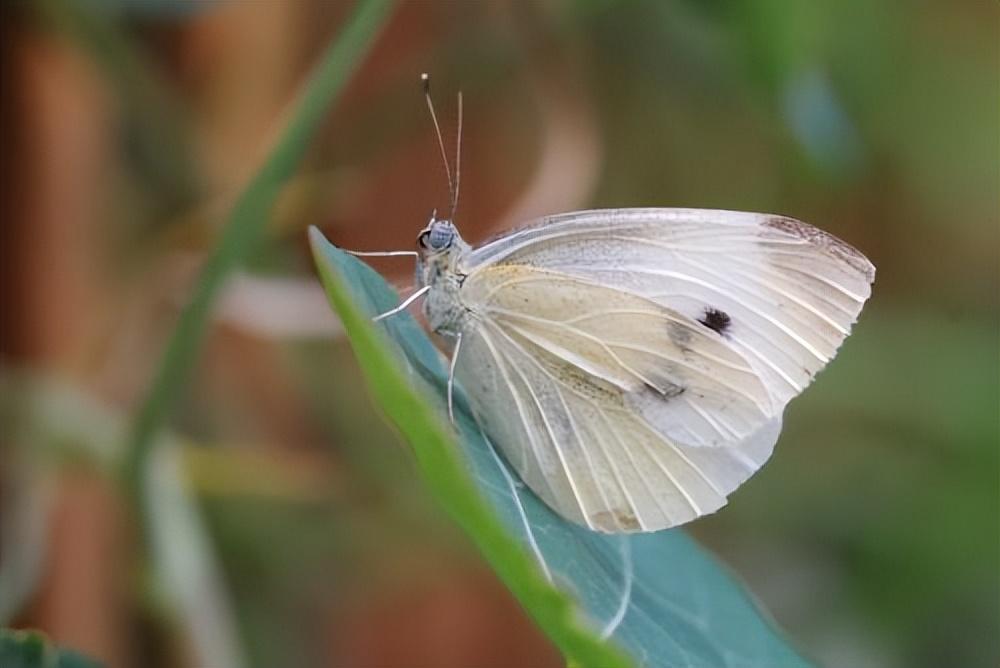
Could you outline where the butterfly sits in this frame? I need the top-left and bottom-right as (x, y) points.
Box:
(352, 77), (874, 534)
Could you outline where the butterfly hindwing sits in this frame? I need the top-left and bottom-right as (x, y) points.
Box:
(455, 314), (783, 533)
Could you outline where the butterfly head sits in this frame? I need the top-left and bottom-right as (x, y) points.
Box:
(417, 215), (458, 255)
(415, 213), (470, 298)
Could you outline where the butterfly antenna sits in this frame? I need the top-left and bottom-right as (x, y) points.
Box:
(422, 73), (455, 218)
(451, 91), (463, 221)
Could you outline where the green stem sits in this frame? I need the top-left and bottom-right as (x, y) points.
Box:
(121, 0), (396, 503)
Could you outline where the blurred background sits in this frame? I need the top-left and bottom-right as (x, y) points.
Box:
(1, 1), (997, 667)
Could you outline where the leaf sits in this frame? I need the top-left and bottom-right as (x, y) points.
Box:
(309, 229), (812, 668)
(0, 629), (102, 668)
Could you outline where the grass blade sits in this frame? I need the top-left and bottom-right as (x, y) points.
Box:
(121, 0), (396, 500)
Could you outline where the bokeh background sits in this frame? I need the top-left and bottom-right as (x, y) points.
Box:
(2, 1), (997, 667)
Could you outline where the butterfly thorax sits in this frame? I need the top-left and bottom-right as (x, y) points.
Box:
(416, 219), (472, 336)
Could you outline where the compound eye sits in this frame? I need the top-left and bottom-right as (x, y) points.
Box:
(427, 223), (454, 250)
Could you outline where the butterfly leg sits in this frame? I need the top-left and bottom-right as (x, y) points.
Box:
(344, 250), (419, 283)
(447, 332), (462, 424)
(479, 426), (552, 582)
(372, 285), (430, 322)
(344, 250), (419, 259)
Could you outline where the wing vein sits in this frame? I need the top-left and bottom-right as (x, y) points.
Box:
(474, 326), (561, 504)
(484, 321), (646, 531)
(636, 415), (728, 499)
(552, 382), (616, 525)
(485, 322), (592, 526)
(601, 409), (697, 521)
(673, 254), (839, 355)
(606, 340), (770, 414)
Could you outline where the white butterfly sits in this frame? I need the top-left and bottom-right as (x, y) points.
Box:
(362, 207), (874, 534)
(356, 79), (874, 533)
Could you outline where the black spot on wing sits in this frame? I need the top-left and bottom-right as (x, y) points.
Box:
(698, 307), (731, 335)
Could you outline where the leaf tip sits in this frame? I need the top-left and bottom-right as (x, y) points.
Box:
(307, 225), (327, 252)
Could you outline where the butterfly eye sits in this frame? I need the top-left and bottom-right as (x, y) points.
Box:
(432, 224), (454, 249)
(419, 223), (455, 251)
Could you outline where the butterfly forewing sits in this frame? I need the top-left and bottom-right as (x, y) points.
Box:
(470, 209), (875, 410)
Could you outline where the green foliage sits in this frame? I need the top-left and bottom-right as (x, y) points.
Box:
(309, 230), (811, 668)
(0, 629), (101, 668)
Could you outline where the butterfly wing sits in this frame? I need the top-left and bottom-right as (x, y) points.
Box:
(470, 208), (875, 410)
(453, 208), (873, 532)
